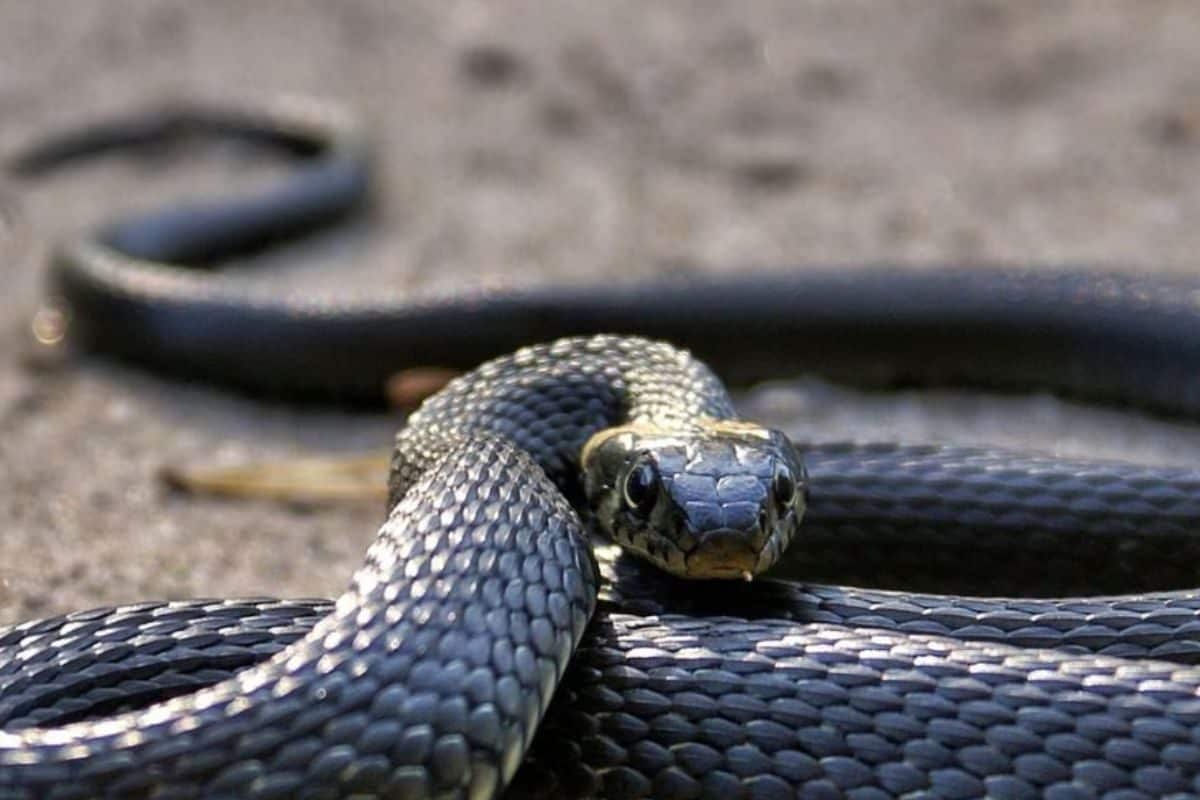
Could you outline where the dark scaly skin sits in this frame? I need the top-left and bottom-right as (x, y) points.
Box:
(0, 431), (596, 798)
(0, 336), (794, 798)
(9, 101), (1200, 797)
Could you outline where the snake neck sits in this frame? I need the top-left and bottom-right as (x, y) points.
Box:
(386, 335), (737, 512)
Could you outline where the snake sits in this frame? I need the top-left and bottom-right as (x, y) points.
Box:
(6, 99), (1200, 799)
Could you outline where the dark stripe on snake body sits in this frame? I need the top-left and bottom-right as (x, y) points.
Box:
(9, 101), (1200, 798)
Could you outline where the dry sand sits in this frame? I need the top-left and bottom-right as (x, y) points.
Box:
(4, 1), (1200, 625)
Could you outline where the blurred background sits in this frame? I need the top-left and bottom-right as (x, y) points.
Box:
(3, 1), (1200, 624)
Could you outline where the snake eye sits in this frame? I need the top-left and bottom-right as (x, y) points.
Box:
(622, 458), (659, 515)
(771, 463), (796, 515)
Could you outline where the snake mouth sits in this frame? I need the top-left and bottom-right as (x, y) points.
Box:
(683, 531), (762, 579)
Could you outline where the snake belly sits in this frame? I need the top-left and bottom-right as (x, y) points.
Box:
(9, 101), (1200, 799)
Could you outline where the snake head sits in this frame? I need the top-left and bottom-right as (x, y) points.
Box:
(580, 420), (807, 579)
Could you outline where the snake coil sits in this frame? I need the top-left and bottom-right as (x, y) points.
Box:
(7, 100), (1200, 799)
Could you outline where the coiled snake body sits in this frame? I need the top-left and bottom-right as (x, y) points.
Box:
(7, 100), (1200, 798)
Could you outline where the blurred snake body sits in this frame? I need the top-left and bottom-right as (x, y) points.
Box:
(7, 100), (1200, 798)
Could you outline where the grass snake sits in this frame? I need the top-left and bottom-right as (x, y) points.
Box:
(7, 99), (1200, 798)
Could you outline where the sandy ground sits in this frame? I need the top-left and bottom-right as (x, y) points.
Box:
(4, 1), (1200, 626)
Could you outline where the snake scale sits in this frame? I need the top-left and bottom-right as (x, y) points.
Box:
(7, 99), (1200, 799)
